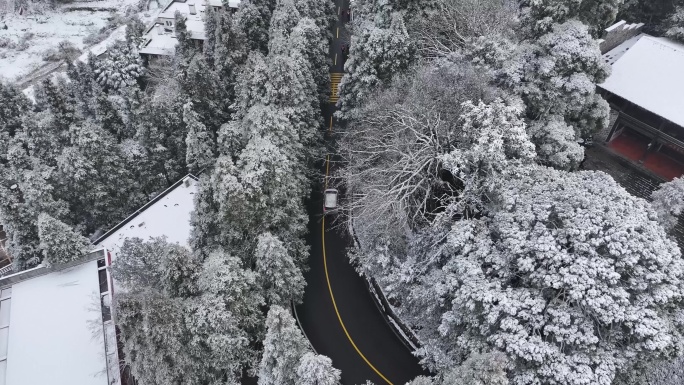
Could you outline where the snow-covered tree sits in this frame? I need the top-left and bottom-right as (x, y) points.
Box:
(212, 9), (249, 99)
(406, 377), (435, 385)
(113, 237), (201, 297)
(666, 6), (684, 42)
(441, 352), (509, 385)
(39, 77), (77, 132)
(340, 61), (520, 238)
(174, 11), (194, 62)
(114, 239), (262, 385)
(136, 80), (189, 185)
(254, 232), (306, 305)
(501, 20), (610, 166)
(527, 116), (584, 170)
(0, 148), (67, 269)
(337, 11), (414, 118)
(235, 0), (273, 53)
(183, 102), (215, 174)
(295, 352), (341, 385)
(37, 213), (90, 266)
(93, 41), (145, 93)
(0, 82), (30, 153)
(399, 165), (684, 384)
(56, 120), (144, 233)
(651, 176), (684, 231)
(289, 17), (331, 105)
(258, 305), (310, 385)
(520, 0), (623, 37)
(268, 0), (301, 49)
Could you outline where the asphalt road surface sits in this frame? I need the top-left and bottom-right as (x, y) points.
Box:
(295, 1), (427, 384)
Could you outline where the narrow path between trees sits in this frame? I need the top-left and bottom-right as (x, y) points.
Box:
(296, 1), (427, 384)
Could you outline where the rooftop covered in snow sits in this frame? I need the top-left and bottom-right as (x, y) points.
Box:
(95, 174), (198, 260)
(599, 35), (684, 129)
(0, 249), (114, 385)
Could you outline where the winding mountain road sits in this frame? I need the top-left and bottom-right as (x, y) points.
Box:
(295, 2), (427, 384)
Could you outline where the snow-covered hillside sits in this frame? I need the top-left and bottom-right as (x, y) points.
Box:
(0, 0), (159, 83)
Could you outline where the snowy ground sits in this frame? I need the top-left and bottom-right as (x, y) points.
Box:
(0, 0), (161, 83)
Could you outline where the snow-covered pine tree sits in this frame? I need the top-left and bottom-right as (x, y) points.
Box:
(295, 352), (342, 385)
(37, 213), (90, 266)
(93, 41), (145, 93)
(56, 120), (144, 233)
(235, 0), (272, 53)
(203, 2), (218, 67)
(666, 6), (684, 42)
(0, 82), (30, 157)
(258, 305), (310, 385)
(183, 101), (215, 174)
(267, 0), (301, 53)
(520, 0), (623, 37)
(289, 18), (331, 105)
(651, 176), (684, 231)
(254, 232), (305, 305)
(337, 11), (414, 119)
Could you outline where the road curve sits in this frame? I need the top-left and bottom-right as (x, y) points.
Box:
(295, 1), (427, 384)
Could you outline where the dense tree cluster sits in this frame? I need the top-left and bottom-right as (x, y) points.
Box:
(107, 0), (340, 383)
(337, 1), (684, 385)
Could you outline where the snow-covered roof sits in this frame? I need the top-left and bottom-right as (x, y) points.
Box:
(599, 35), (684, 128)
(3, 259), (109, 385)
(601, 33), (644, 65)
(139, 31), (178, 56)
(95, 175), (198, 261)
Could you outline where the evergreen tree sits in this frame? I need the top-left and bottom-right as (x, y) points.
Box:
(183, 102), (215, 174)
(174, 11), (194, 64)
(254, 232), (306, 305)
(125, 16), (147, 46)
(235, 0), (273, 53)
(56, 120), (144, 233)
(93, 41), (145, 93)
(258, 305), (310, 385)
(178, 56), (230, 134)
(213, 9), (249, 92)
(136, 82), (189, 185)
(95, 91), (128, 142)
(66, 58), (98, 118)
(268, 0), (301, 51)
(41, 77), (77, 132)
(666, 6), (684, 42)
(203, 2), (218, 67)
(0, 82), (30, 161)
(0, 151), (66, 269)
(337, 12), (415, 118)
(290, 18), (332, 105)
(296, 353), (342, 385)
(37, 213), (90, 267)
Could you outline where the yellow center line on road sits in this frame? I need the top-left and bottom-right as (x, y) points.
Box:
(321, 153), (394, 385)
(334, 53), (337, 66)
(329, 116), (333, 132)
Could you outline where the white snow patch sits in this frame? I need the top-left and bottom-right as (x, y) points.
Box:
(5, 260), (108, 385)
(0, 0), (143, 82)
(96, 175), (197, 261)
(77, 24), (127, 63)
(599, 35), (684, 128)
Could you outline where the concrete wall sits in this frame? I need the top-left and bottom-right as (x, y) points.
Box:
(599, 20), (645, 54)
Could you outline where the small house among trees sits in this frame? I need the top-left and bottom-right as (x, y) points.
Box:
(138, 0), (240, 60)
(598, 21), (684, 180)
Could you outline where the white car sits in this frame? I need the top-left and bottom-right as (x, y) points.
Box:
(323, 189), (339, 214)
